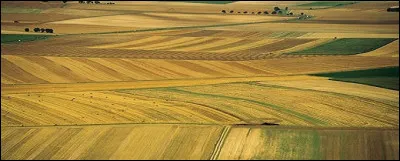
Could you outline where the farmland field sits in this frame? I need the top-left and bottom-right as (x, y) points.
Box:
(289, 38), (398, 55)
(1, 34), (52, 43)
(1, 1), (399, 160)
(312, 66), (399, 90)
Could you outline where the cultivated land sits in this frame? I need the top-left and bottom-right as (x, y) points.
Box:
(1, 1), (399, 160)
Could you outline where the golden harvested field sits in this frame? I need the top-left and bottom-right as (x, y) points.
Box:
(2, 77), (397, 127)
(1, 55), (398, 84)
(1, 1), (399, 160)
(1, 124), (223, 160)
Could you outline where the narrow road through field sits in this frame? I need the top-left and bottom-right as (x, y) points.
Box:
(210, 126), (231, 160)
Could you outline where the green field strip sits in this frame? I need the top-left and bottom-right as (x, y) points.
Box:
(311, 66), (399, 90)
(1, 7), (42, 14)
(289, 38), (398, 55)
(1, 34), (52, 44)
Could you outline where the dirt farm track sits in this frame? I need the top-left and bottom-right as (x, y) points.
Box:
(1, 1), (399, 160)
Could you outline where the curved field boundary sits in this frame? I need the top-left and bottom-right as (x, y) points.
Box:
(278, 39), (332, 54)
(359, 40), (399, 57)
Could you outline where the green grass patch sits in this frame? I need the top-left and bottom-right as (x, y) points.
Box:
(289, 38), (397, 55)
(298, 1), (356, 7)
(311, 66), (399, 90)
(1, 34), (52, 44)
(1, 7), (42, 13)
(254, 129), (322, 160)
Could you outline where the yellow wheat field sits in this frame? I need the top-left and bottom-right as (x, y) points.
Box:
(1, 124), (223, 160)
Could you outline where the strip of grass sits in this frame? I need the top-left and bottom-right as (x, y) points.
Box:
(298, 1), (356, 7)
(289, 38), (397, 55)
(311, 66), (399, 90)
(1, 34), (52, 44)
(1, 7), (42, 13)
(163, 88), (326, 125)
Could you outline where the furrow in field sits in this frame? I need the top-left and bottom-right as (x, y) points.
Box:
(211, 39), (282, 53)
(154, 37), (216, 50)
(89, 36), (166, 49)
(172, 38), (243, 52)
(124, 37), (200, 50)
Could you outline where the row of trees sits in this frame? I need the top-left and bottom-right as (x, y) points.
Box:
(221, 6), (294, 15)
(221, 10), (294, 15)
(78, 1), (100, 4)
(25, 28), (54, 33)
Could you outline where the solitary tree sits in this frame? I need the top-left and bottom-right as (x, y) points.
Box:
(289, 12), (293, 15)
(40, 28), (45, 33)
(301, 12), (304, 15)
(230, 10), (234, 13)
(237, 11), (241, 13)
(221, 10), (226, 13)
(34, 28), (40, 32)
(45, 28), (53, 33)
(271, 11), (277, 14)
(257, 11), (262, 14)
(285, 7), (288, 10)
(274, 7), (280, 11)
(243, 11), (248, 14)
(25, 28), (29, 32)
(264, 11), (269, 14)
